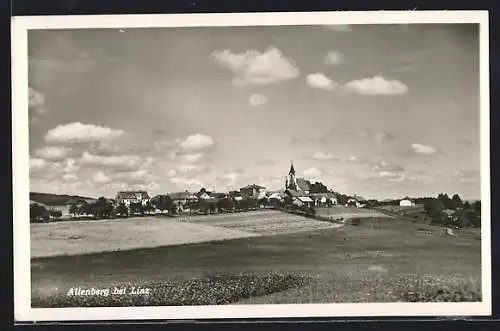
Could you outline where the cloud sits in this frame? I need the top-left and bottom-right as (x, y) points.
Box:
(323, 25), (352, 33)
(182, 153), (204, 163)
(79, 151), (153, 172)
(169, 177), (205, 190)
(302, 167), (323, 179)
(379, 171), (406, 182)
(370, 160), (405, 173)
(323, 51), (346, 66)
(62, 173), (79, 183)
(34, 146), (72, 161)
(411, 143), (439, 155)
(306, 73), (337, 90)
(29, 158), (48, 172)
(92, 170), (112, 184)
(114, 169), (155, 185)
(167, 164), (210, 177)
(344, 76), (408, 95)
(28, 86), (46, 115)
(308, 151), (339, 162)
(211, 47), (300, 85)
(254, 157), (276, 166)
(347, 155), (370, 164)
(249, 93), (267, 107)
(45, 122), (125, 144)
(178, 134), (216, 152)
(452, 169), (480, 183)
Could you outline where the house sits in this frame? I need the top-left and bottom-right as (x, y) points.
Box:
(240, 184), (266, 199)
(284, 189), (314, 207)
(347, 195), (366, 208)
(399, 198), (415, 207)
(310, 192), (338, 206)
(168, 191), (198, 211)
(115, 191), (150, 207)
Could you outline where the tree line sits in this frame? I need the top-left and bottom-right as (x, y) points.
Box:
(423, 193), (481, 228)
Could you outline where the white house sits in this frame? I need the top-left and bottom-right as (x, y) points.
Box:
(116, 191), (150, 207)
(399, 198), (414, 207)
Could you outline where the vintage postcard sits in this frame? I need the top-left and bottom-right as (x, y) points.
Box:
(12, 11), (491, 321)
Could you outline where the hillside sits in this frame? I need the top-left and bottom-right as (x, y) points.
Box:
(30, 192), (94, 206)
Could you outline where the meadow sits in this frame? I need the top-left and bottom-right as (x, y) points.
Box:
(30, 208), (481, 307)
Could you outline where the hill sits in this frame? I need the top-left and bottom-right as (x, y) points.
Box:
(30, 192), (95, 206)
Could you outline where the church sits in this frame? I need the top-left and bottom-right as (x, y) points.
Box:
(284, 162), (314, 206)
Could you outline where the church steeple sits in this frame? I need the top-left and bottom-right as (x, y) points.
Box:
(289, 161), (296, 176)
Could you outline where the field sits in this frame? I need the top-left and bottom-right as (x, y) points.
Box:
(30, 208), (482, 306)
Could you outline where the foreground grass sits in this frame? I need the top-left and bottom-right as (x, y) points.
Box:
(32, 272), (311, 307)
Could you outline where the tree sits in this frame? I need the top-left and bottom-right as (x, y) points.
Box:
(93, 197), (114, 219)
(143, 201), (155, 215)
(452, 194), (463, 209)
(217, 198), (234, 213)
(473, 200), (481, 214)
(79, 201), (92, 216)
(49, 208), (62, 219)
(154, 195), (173, 215)
(437, 193), (456, 210)
(424, 198), (446, 225)
(69, 204), (79, 217)
(30, 204), (49, 222)
(247, 198), (259, 210)
(463, 201), (472, 210)
(196, 199), (209, 214)
(310, 181), (328, 194)
(209, 202), (217, 214)
(115, 203), (129, 217)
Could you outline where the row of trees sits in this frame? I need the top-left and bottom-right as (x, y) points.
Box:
(424, 194), (481, 228)
(30, 204), (62, 222)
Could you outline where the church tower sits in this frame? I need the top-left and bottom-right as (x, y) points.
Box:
(285, 161), (298, 191)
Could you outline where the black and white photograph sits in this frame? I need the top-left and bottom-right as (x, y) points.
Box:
(12, 11), (491, 321)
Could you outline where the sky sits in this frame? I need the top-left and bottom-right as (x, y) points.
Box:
(27, 24), (481, 200)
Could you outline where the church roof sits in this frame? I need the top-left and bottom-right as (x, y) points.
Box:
(285, 189), (310, 197)
(289, 161), (296, 175)
(296, 178), (311, 191)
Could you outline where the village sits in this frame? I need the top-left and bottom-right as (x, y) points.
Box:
(29, 162), (420, 221)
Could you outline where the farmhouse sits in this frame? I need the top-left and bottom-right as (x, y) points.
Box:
(347, 195), (366, 208)
(310, 192), (338, 206)
(285, 189), (314, 207)
(399, 198), (415, 207)
(240, 184), (266, 199)
(116, 191), (150, 207)
(168, 191), (198, 211)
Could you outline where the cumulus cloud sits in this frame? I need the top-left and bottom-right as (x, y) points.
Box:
(308, 151), (339, 161)
(169, 176), (205, 189)
(179, 134), (216, 152)
(29, 158), (48, 172)
(79, 151), (153, 172)
(370, 160), (405, 173)
(248, 93), (267, 107)
(45, 122), (125, 144)
(323, 25), (352, 33)
(28, 86), (46, 115)
(92, 170), (112, 184)
(34, 146), (72, 161)
(167, 164), (210, 177)
(411, 143), (439, 155)
(306, 73), (337, 90)
(452, 169), (480, 183)
(182, 153), (204, 163)
(62, 173), (79, 182)
(323, 51), (346, 66)
(344, 76), (408, 96)
(302, 167), (323, 179)
(211, 47), (299, 86)
(379, 171), (406, 182)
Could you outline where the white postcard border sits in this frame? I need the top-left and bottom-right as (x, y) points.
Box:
(12, 10), (491, 321)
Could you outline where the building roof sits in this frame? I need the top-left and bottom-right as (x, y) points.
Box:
(352, 195), (366, 202)
(297, 196), (313, 202)
(116, 191), (150, 200)
(310, 192), (337, 199)
(240, 184), (266, 190)
(296, 178), (311, 191)
(289, 161), (296, 175)
(285, 189), (310, 197)
(169, 191), (196, 200)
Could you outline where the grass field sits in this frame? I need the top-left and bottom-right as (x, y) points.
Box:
(31, 209), (481, 306)
(31, 210), (345, 258)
